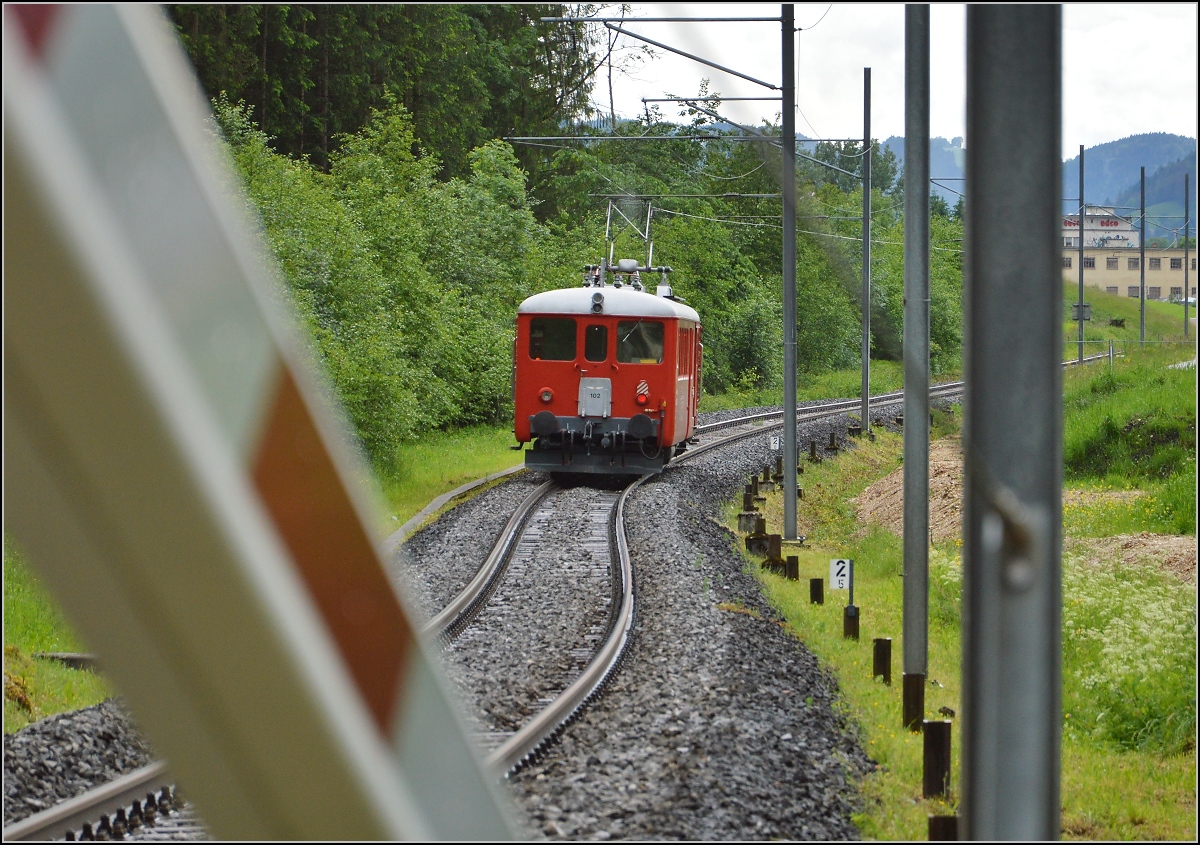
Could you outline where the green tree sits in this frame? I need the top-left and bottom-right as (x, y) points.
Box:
(931, 192), (951, 219)
(169, 4), (605, 176)
(811, 139), (899, 195)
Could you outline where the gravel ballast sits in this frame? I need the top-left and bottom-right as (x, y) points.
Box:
(501, 413), (876, 840)
(4, 404), (884, 840)
(393, 407), (879, 839)
(3, 700), (155, 827)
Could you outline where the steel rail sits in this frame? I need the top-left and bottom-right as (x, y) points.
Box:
(2, 761), (172, 841)
(693, 354), (1106, 440)
(485, 476), (639, 776)
(420, 480), (556, 643)
(8, 369), (1092, 824)
(694, 381), (965, 437)
(480, 385), (971, 776)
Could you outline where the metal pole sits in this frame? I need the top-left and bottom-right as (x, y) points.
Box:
(1185, 174), (1190, 339)
(1078, 145), (1085, 364)
(962, 6), (1062, 840)
(861, 68), (872, 431)
(1141, 167), (1146, 344)
(902, 4), (930, 731)
(782, 4), (798, 540)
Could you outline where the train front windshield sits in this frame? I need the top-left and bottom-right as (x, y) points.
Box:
(617, 320), (664, 364)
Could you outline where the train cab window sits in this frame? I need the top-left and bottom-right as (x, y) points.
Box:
(617, 320), (664, 364)
(529, 317), (576, 360)
(585, 325), (608, 362)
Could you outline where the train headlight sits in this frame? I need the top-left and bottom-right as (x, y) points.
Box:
(635, 393), (649, 406)
(591, 292), (604, 313)
(539, 387), (554, 403)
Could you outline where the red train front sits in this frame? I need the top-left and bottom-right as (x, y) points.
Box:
(514, 262), (702, 476)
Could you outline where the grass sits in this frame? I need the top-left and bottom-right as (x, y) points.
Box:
(1062, 344), (1196, 535)
(375, 424), (525, 528)
(728, 350), (1196, 838)
(3, 536), (111, 733)
(736, 431), (965, 839)
(700, 359), (951, 414)
(1061, 281), (1197, 351)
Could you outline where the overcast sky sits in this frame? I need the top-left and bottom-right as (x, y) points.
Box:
(594, 3), (1198, 160)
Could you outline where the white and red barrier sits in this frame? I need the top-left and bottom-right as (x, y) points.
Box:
(4, 5), (512, 839)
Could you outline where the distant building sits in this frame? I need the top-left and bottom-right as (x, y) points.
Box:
(1062, 247), (1197, 301)
(1062, 205), (1139, 249)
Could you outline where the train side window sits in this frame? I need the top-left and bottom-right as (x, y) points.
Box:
(585, 324), (608, 362)
(617, 320), (664, 364)
(529, 317), (576, 360)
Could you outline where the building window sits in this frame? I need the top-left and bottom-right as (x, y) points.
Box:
(1149, 257), (1161, 270)
(1128, 257), (1140, 270)
(1192, 258), (1197, 271)
(1106, 257), (1118, 270)
(1148, 286), (1161, 300)
(1106, 286), (1119, 295)
(1062, 257), (1072, 269)
(1170, 257), (1182, 270)
(1063, 237), (1074, 248)
(1128, 286), (1139, 297)
(1082, 257), (1095, 269)
(1171, 287), (1183, 298)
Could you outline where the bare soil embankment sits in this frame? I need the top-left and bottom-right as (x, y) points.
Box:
(852, 437), (1196, 583)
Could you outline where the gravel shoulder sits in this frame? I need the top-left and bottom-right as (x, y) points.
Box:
(4, 409), (876, 840)
(3, 700), (155, 826)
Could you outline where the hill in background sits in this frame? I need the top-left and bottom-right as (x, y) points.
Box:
(881, 135), (966, 204)
(881, 132), (1195, 239)
(1061, 133), (1196, 213)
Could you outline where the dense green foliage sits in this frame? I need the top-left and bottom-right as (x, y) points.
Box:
(214, 96), (597, 467)
(1062, 557), (1195, 756)
(210, 88), (966, 472)
(168, 4), (604, 177)
(178, 6), (970, 472)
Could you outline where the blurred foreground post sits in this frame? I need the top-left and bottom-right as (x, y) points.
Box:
(4, 5), (512, 839)
(962, 5), (1062, 839)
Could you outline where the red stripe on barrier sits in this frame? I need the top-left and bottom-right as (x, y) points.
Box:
(8, 4), (61, 59)
(252, 369), (411, 731)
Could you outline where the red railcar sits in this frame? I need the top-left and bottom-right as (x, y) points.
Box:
(513, 263), (702, 476)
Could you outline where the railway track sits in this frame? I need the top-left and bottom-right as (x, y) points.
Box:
(1, 763), (203, 842)
(5, 384), (973, 840)
(426, 383), (970, 780)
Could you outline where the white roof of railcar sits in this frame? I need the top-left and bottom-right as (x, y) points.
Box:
(518, 286), (700, 322)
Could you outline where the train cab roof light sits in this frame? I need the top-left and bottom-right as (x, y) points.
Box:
(591, 291), (604, 313)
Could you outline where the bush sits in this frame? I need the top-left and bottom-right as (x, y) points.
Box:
(1064, 559), (1196, 754)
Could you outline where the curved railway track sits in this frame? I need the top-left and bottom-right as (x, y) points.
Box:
(5, 383), (974, 840)
(429, 383), (969, 779)
(1, 763), (198, 842)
